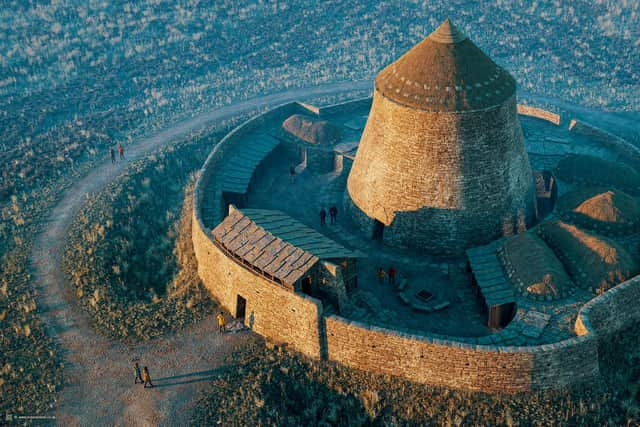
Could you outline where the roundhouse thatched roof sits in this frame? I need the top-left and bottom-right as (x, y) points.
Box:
(554, 154), (640, 195)
(537, 220), (639, 294)
(375, 19), (516, 112)
(282, 114), (342, 146)
(557, 187), (640, 233)
(499, 232), (573, 299)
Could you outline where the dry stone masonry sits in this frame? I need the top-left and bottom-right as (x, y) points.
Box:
(191, 19), (640, 393)
(345, 20), (536, 255)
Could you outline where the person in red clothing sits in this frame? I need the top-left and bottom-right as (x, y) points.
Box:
(117, 143), (125, 160)
(388, 266), (396, 286)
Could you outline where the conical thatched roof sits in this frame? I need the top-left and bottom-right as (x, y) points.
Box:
(375, 19), (516, 111)
(557, 187), (640, 234)
(498, 232), (574, 299)
(537, 220), (639, 295)
(282, 114), (342, 146)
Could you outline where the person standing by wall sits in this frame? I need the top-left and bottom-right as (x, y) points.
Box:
(320, 208), (327, 226)
(329, 205), (337, 225)
(117, 143), (125, 160)
(217, 312), (226, 333)
(388, 266), (396, 286)
(109, 147), (116, 164)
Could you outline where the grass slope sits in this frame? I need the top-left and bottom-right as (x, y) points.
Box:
(62, 136), (220, 341)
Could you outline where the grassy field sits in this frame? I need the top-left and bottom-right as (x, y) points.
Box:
(192, 325), (640, 426)
(61, 134), (220, 341)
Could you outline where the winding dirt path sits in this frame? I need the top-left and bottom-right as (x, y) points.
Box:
(30, 81), (369, 426)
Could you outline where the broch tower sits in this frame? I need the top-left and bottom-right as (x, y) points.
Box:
(345, 19), (536, 255)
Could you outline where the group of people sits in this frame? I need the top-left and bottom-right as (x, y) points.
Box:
(320, 206), (338, 226)
(377, 266), (396, 285)
(133, 362), (154, 388)
(109, 143), (125, 164)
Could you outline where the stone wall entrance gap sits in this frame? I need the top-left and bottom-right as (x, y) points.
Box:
(235, 295), (247, 319)
(372, 220), (384, 241)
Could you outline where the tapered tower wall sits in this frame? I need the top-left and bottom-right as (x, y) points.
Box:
(346, 91), (536, 254)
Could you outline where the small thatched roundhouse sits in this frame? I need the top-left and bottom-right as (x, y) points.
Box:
(281, 114), (342, 173)
(498, 232), (574, 300)
(554, 154), (640, 195)
(557, 187), (640, 235)
(537, 220), (639, 295)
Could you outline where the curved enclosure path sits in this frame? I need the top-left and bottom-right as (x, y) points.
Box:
(29, 81), (369, 426)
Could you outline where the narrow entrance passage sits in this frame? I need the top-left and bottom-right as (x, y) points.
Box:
(236, 295), (246, 319)
(372, 219), (385, 240)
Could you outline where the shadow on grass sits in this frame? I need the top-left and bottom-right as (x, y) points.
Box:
(151, 368), (222, 388)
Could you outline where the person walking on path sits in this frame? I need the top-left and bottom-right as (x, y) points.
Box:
(117, 143), (125, 160)
(142, 366), (154, 388)
(134, 362), (143, 384)
(329, 205), (337, 225)
(320, 208), (327, 226)
(388, 266), (396, 286)
(289, 165), (296, 183)
(377, 267), (386, 284)
(217, 312), (226, 333)
(109, 147), (116, 164)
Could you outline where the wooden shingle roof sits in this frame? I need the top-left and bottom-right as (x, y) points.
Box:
(466, 240), (516, 307)
(220, 134), (280, 194)
(212, 207), (360, 286)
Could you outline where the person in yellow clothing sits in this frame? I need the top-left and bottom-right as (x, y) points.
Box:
(217, 312), (226, 333)
(142, 366), (154, 388)
(377, 267), (386, 284)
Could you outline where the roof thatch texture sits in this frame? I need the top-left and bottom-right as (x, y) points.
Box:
(498, 232), (573, 299)
(375, 19), (516, 112)
(282, 114), (342, 146)
(537, 220), (639, 295)
(554, 154), (640, 195)
(557, 187), (640, 234)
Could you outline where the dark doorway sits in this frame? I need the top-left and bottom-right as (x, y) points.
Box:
(372, 220), (384, 241)
(236, 295), (246, 319)
(302, 276), (312, 295)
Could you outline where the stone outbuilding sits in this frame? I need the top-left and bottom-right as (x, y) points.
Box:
(345, 19), (536, 255)
(280, 114), (343, 174)
(212, 206), (360, 313)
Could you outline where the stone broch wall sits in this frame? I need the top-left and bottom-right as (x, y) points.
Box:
(192, 97), (639, 393)
(346, 92), (536, 254)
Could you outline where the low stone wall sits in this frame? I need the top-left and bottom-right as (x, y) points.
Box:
(318, 96), (372, 117)
(192, 209), (324, 357)
(325, 315), (597, 392)
(192, 95), (640, 393)
(575, 275), (640, 339)
(517, 104), (562, 125)
(194, 101), (312, 228)
(569, 119), (640, 166)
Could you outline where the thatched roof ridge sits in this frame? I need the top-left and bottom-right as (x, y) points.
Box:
(537, 220), (639, 295)
(499, 232), (574, 299)
(282, 114), (342, 146)
(557, 187), (640, 235)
